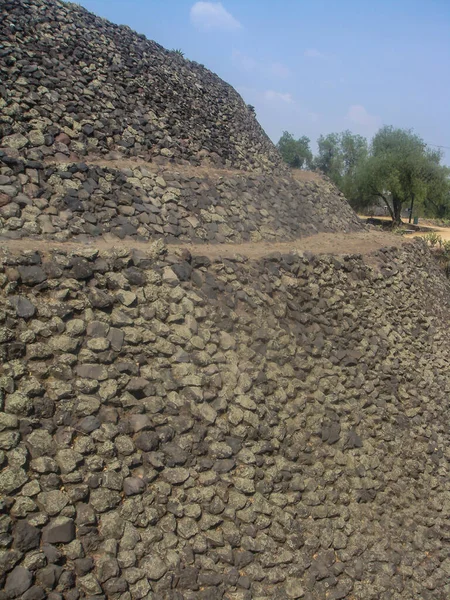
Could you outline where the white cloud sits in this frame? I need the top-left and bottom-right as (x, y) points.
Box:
(304, 48), (327, 59)
(232, 50), (257, 71)
(190, 2), (242, 31)
(346, 105), (381, 131)
(233, 51), (290, 78)
(268, 62), (290, 78)
(264, 90), (294, 104)
(307, 111), (320, 123)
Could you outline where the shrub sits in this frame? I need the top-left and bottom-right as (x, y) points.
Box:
(424, 232), (441, 248)
(442, 239), (450, 258)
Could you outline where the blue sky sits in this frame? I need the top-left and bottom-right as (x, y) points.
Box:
(78, 0), (450, 164)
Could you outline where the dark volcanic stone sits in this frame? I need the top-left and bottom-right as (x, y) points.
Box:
(88, 288), (114, 308)
(135, 431), (160, 452)
(123, 476), (146, 495)
(5, 566), (33, 597)
(74, 558), (94, 576)
(22, 586), (46, 600)
(214, 459), (236, 473)
(124, 267), (146, 286)
(102, 578), (128, 595)
(18, 265), (46, 285)
(172, 262), (192, 281)
(42, 544), (62, 565)
(13, 520), (41, 552)
(71, 257), (93, 280)
(9, 295), (36, 318)
(64, 196), (83, 212)
(36, 564), (62, 590)
(345, 429), (363, 449)
(42, 518), (76, 544)
(191, 256), (212, 269)
(77, 416), (101, 433)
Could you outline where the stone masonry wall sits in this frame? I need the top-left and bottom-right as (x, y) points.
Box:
(0, 154), (363, 242)
(1, 0), (283, 172)
(0, 240), (449, 600)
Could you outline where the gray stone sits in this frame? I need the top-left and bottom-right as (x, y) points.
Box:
(22, 586), (46, 600)
(9, 296), (36, 318)
(77, 416), (101, 433)
(88, 288), (114, 308)
(77, 573), (102, 595)
(140, 555), (167, 580)
(13, 520), (41, 552)
(42, 517), (76, 544)
(0, 467), (28, 494)
(135, 431), (159, 452)
(123, 477), (146, 495)
(163, 467), (190, 484)
(37, 490), (70, 515)
(76, 364), (108, 380)
(27, 429), (55, 457)
(5, 392), (33, 416)
(2, 133), (29, 149)
(99, 511), (125, 539)
(5, 566), (33, 597)
(285, 578), (305, 598)
(18, 266), (47, 285)
(90, 488), (121, 512)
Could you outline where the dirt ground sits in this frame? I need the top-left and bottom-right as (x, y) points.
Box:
(1, 154), (440, 260)
(290, 170), (324, 183)
(0, 230), (412, 261)
(358, 214), (450, 242)
(410, 225), (450, 241)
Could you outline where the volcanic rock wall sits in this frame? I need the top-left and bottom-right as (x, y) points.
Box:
(0, 0), (364, 246)
(0, 0), (282, 171)
(0, 240), (449, 600)
(0, 153), (362, 242)
(2, 2), (450, 600)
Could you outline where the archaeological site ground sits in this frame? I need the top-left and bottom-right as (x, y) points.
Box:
(0, 1), (450, 599)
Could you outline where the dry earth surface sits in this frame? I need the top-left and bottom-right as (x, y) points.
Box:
(0, 230), (410, 261)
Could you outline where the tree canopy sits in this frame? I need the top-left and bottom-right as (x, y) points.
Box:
(276, 126), (449, 223)
(355, 126), (448, 223)
(276, 132), (313, 169)
(315, 131), (368, 202)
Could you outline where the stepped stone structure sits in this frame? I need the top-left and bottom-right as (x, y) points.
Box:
(1, 2), (450, 600)
(0, 240), (449, 600)
(0, 0), (363, 245)
(0, 154), (361, 243)
(0, 0), (281, 171)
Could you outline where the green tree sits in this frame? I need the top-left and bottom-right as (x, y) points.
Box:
(277, 131), (313, 169)
(423, 167), (450, 219)
(315, 133), (343, 183)
(314, 131), (368, 203)
(338, 131), (368, 201)
(355, 126), (448, 224)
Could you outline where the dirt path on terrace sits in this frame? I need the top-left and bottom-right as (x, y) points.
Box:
(410, 226), (450, 241)
(43, 156), (326, 183)
(0, 230), (412, 261)
(358, 215), (450, 242)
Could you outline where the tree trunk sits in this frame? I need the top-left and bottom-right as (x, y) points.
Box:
(408, 193), (415, 224)
(380, 195), (394, 221)
(392, 196), (402, 225)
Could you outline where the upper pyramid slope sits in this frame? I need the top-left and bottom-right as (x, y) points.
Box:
(0, 0), (284, 171)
